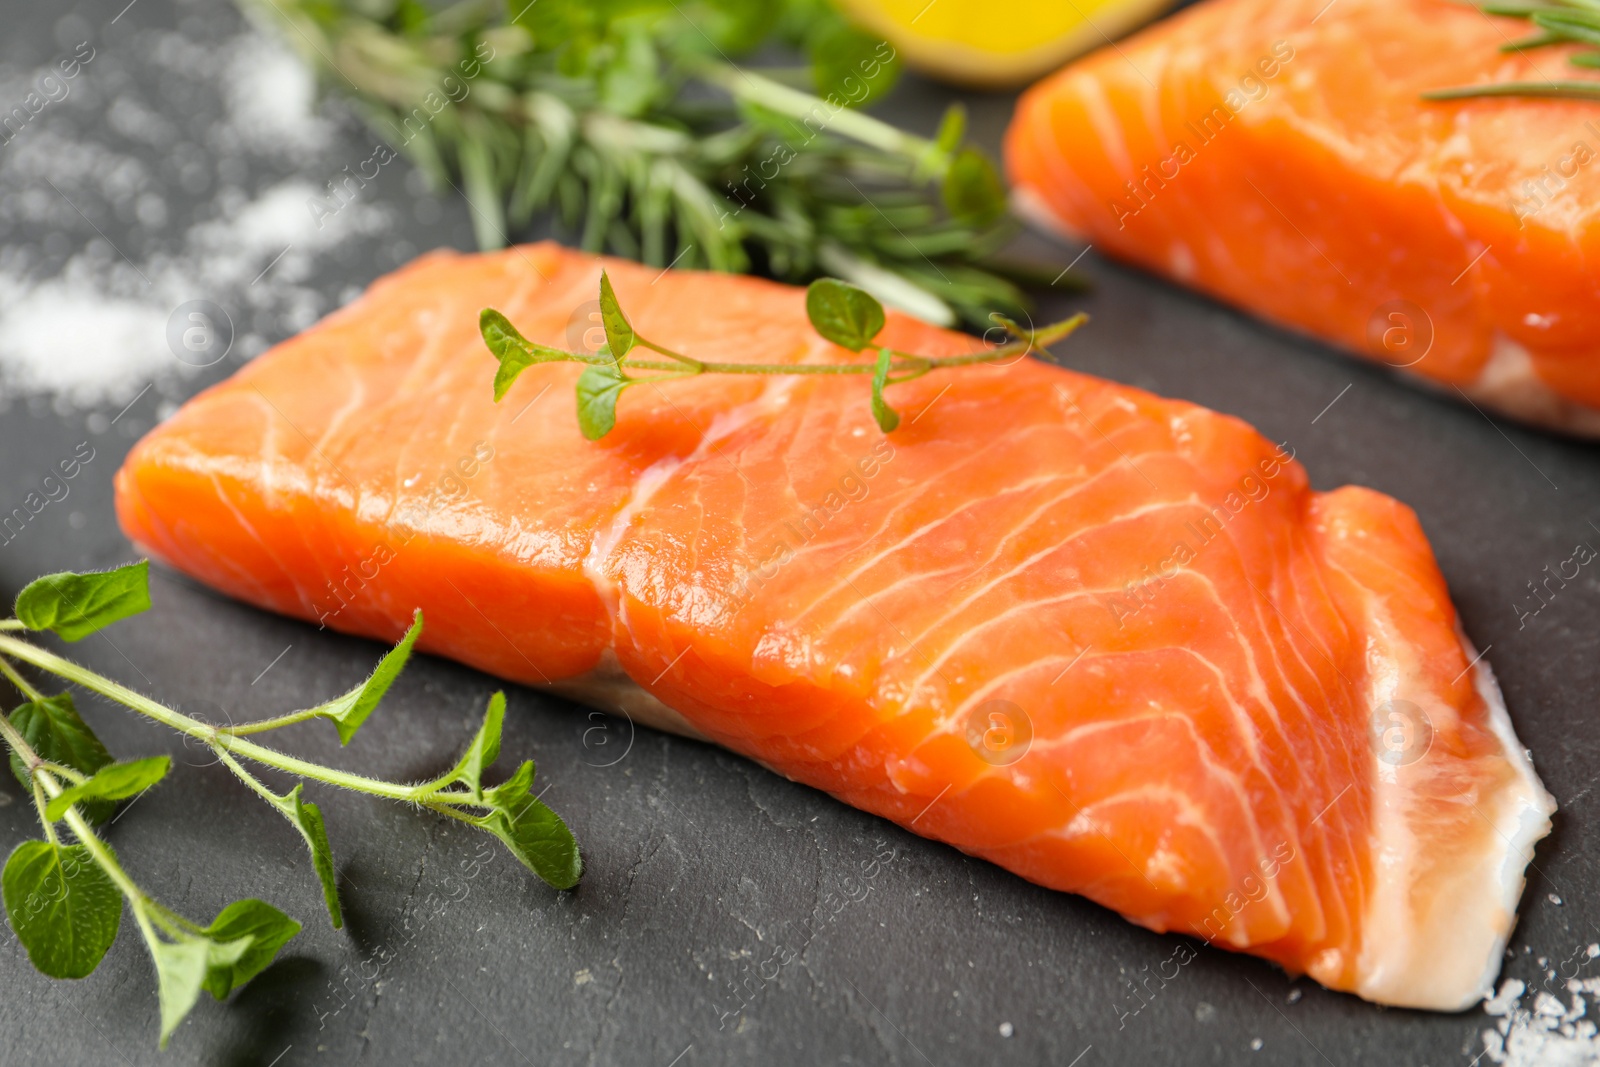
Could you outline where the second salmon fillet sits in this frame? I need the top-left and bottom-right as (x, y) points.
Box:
(115, 243), (1554, 1010)
(1006, 0), (1600, 435)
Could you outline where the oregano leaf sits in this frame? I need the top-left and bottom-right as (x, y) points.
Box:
(452, 691), (506, 799)
(806, 278), (885, 352)
(870, 347), (900, 433)
(307, 610), (422, 745)
(808, 22), (898, 108)
(481, 309), (572, 402)
(942, 148), (1008, 229)
(914, 103), (967, 184)
(200, 899), (301, 1000)
(269, 784), (342, 929)
(144, 930), (214, 1049)
(8, 693), (115, 823)
(14, 561), (151, 642)
(2, 840), (121, 979)
(597, 271), (635, 360)
(45, 756), (170, 823)
(935, 103), (966, 156)
(575, 363), (629, 441)
(476, 761), (582, 890)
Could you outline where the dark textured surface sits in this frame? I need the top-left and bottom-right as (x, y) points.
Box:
(0, 1), (1597, 1064)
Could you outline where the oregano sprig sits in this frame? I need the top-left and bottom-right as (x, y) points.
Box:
(0, 563), (581, 1047)
(484, 273), (1088, 439)
(1424, 1), (1600, 101)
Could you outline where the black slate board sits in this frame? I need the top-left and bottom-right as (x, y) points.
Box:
(1, 1), (1597, 1064)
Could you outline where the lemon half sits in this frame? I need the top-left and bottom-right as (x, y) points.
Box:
(837, 0), (1178, 88)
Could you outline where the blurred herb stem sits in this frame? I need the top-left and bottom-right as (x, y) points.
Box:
(237, 0), (1062, 326)
(1425, 1), (1600, 101)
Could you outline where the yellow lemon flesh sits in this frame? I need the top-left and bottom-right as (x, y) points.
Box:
(837, 0), (1178, 88)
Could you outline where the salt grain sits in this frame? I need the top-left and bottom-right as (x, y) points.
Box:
(0, 23), (390, 408)
(1477, 975), (1600, 1065)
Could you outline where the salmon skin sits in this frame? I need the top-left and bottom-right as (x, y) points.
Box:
(115, 243), (1553, 1010)
(1006, 0), (1600, 435)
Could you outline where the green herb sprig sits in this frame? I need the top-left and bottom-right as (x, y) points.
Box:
(1425, 1), (1600, 101)
(483, 273), (1087, 438)
(239, 0), (1056, 327)
(0, 562), (580, 1047)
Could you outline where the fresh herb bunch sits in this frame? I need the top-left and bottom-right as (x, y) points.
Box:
(0, 562), (579, 1047)
(239, 0), (1043, 327)
(483, 273), (1087, 439)
(1425, 1), (1600, 101)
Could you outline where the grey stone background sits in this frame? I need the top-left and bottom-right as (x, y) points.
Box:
(0, 0), (1595, 1063)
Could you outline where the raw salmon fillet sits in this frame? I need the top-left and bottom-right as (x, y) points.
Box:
(114, 243), (1553, 1010)
(1006, 0), (1600, 434)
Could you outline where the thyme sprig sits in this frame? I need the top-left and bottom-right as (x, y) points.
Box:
(240, 0), (1053, 327)
(0, 562), (580, 1047)
(484, 273), (1087, 438)
(1425, 1), (1600, 101)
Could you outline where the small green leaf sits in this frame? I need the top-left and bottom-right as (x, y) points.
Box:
(481, 309), (574, 402)
(598, 29), (659, 117)
(452, 691), (505, 799)
(200, 899), (301, 1000)
(45, 756), (170, 823)
(935, 104), (967, 155)
(476, 761), (582, 890)
(8, 693), (115, 822)
(575, 363), (630, 441)
(942, 148), (1008, 229)
(597, 271), (635, 360)
(870, 347), (900, 433)
(268, 785), (341, 929)
(808, 22), (899, 107)
(2, 840), (121, 979)
(308, 610), (423, 745)
(14, 561), (151, 642)
(805, 279), (886, 352)
(144, 930), (215, 1048)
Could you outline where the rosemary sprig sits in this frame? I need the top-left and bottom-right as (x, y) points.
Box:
(238, 0), (1051, 327)
(0, 562), (580, 1047)
(483, 273), (1087, 438)
(1424, 1), (1600, 101)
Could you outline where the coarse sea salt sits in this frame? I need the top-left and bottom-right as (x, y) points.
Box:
(0, 19), (390, 410)
(1476, 974), (1600, 1066)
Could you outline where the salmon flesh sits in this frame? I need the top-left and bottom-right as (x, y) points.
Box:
(115, 244), (1554, 1010)
(1006, 0), (1600, 435)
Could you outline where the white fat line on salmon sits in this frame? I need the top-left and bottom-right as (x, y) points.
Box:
(1098, 441), (1297, 630)
(1106, 41), (1297, 232)
(312, 439), (496, 627)
(305, 41), (497, 230)
(1509, 121), (1600, 230)
(581, 379), (791, 631)
(1348, 608), (1553, 1009)
(0, 441), (96, 550)
(725, 437), (897, 613)
(709, 838), (899, 1031)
